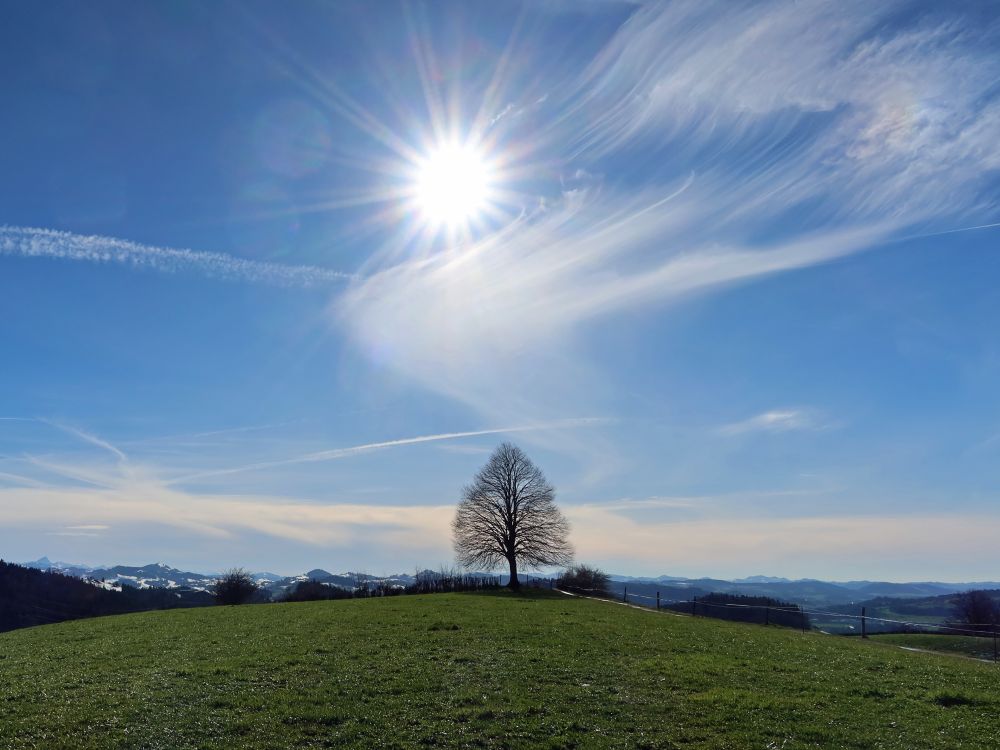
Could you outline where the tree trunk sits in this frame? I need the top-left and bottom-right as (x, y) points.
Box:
(507, 556), (519, 590)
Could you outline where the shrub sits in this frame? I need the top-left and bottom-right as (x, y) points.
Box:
(558, 564), (611, 597)
(213, 568), (258, 606)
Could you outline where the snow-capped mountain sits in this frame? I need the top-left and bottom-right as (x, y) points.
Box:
(19, 558), (449, 596)
(84, 563), (219, 591)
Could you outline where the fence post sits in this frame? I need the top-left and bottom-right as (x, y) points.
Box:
(692, 596), (697, 616)
(765, 605), (770, 626)
(861, 607), (867, 639)
(656, 591), (660, 610)
(623, 586), (627, 604)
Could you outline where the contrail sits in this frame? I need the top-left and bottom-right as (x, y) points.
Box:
(1, 417), (129, 462)
(44, 421), (129, 463)
(0, 225), (356, 288)
(170, 418), (610, 483)
(122, 419), (307, 446)
(895, 221), (1000, 243)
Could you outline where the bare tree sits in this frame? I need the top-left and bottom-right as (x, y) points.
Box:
(952, 590), (1000, 632)
(452, 442), (573, 589)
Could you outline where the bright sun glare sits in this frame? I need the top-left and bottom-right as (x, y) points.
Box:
(413, 143), (493, 229)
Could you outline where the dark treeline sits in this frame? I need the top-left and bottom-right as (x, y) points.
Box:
(0, 561), (213, 633)
(666, 592), (810, 630)
(405, 571), (501, 595)
(283, 572), (501, 602)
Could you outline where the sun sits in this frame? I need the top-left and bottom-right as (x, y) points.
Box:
(412, 142), (494, 230)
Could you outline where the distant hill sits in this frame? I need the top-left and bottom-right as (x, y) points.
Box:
(733, 575), (792, 584)
(842, 581), (960, 598)
(848, 589), (1000, 620)
(20, 555), (1000, 610)
(607, 573), (1000, 607)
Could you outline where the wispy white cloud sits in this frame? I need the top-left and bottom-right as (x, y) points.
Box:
(0, 226), (354, 287)
(340, 2), (1000, 439)
(718, 409), (826, 437)
(566, 0), (1000, 219)
(339, 181), (893, 429)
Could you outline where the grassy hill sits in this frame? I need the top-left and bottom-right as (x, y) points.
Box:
(1, 591), (998, 749)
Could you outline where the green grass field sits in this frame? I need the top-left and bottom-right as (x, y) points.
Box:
(1, 591), (998, 749)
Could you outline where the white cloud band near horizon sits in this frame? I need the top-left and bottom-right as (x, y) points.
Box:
(3, 482), (999, 581)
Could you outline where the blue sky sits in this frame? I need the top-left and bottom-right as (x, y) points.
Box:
(2, 0), (999, 580)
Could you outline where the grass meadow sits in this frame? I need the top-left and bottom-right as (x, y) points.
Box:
(1, 590), (998, 748)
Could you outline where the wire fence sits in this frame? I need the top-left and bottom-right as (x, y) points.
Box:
(534, 580), (1000, 663)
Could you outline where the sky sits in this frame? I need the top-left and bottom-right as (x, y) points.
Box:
(1, 0), (999, 581)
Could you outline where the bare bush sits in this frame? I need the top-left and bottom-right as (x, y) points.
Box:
(558, 564), (611, 597)
(952, 590), (1000, 632)
(213, 568), (258, 606)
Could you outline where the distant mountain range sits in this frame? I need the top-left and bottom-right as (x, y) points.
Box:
(20, 557), (456, 598)
(23, 556), (1000, 607)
